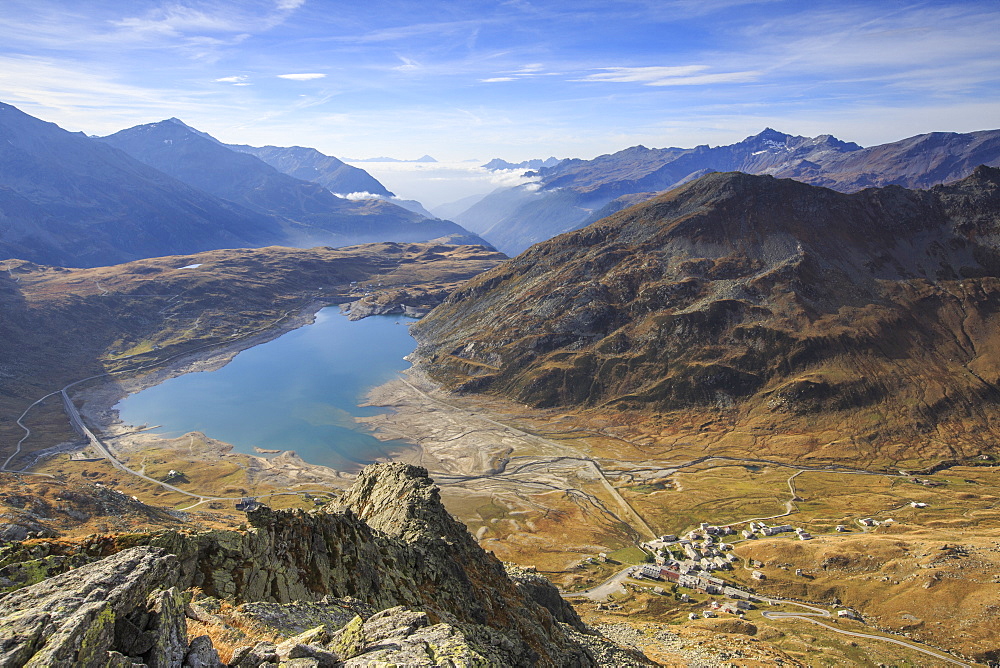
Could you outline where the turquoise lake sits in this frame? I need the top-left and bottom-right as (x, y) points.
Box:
(114, 309), (419, 471)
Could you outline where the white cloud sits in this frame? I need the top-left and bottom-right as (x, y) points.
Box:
(393, 57), (421, 73)
(577, 65), (759, 86)
(481, 77), (516, 83)
(275, 0), (306, 9)
(214, 75), (248, 83)
(0, 55), (220, 133)
(515, 63), (544, 74)
(277, 73), (327, 81)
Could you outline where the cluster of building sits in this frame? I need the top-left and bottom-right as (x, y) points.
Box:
(635, 563), (755, 602)
(641, 527), (740, 574)
(741, 521), (812, 540)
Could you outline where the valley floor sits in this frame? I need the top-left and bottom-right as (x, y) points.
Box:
(15, 350), (1000, 665)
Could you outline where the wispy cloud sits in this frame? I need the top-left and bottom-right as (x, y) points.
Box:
(480, 62), (560, 83)
(0, 55), (222, 133)
(0, 1), (307, 64)
(277, 73), (327, 81)
(215, 75), (249, 84)
(393, 56), (421, 73)
(577, 65), (759, 86)
(346, 18), (489, 44)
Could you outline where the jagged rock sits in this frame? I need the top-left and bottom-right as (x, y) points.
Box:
(183, 634), (222, 667)
(280, 643), (338, 667)
(356, 623), (491, 666)
(506, 563), (588, 632)
(106, 650), (145, 667)
(276, 625), (329, 650)
(147, 587), (188, 668)
(235, 599), (372, 637)
(0, 464), (650, 667)
(559, 624), (657, 667)
(227, 646), (254, 667)
(361, 606), (428, 643)
(276, 627), (337, 666)
(0, 546), (181, 667)
(328, 615), (364, 660)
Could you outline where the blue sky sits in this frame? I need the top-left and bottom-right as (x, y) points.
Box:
(1, 0), (998, 163)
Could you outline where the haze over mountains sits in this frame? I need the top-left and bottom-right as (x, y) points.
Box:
(455, 128), (1000, 255)
(226, 143), (394, 197)
(0, 103), (488, 268)
(98, 119), (486, 248)
(414, 166), (1000, 462)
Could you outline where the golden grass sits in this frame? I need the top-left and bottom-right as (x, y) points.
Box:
(186, 599), (281, 663)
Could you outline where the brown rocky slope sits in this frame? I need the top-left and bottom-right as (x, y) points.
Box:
(0, 463), (650, 666)
(412, 166), (1000, 465)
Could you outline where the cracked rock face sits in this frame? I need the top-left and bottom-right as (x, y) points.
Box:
(0, 463), (647, 667)
(0, 546), (183, 667)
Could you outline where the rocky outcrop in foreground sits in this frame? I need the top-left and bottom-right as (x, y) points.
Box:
(0, 463), (650, 666)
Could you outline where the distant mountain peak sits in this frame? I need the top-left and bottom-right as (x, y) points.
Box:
(756, 127), (789, 140)
(153, 118), (223, 144)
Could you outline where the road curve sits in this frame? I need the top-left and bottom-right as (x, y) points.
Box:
(760, 599), (971, 667)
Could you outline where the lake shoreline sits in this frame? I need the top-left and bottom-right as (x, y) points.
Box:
(70, 301), (362, 487)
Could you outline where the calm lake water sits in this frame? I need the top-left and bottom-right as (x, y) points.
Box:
(115, 309), (419, 471)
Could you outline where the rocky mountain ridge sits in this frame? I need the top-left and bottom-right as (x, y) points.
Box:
(413, 166), (1000, 463)
(456, 128), (1000, 255)
(226, 143), (393, 198)
(0, 463), (649, 666)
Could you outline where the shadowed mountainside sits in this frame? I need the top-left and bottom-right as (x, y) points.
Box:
(99, 119), (487, 248)
(0, 102), (279, 267)
(413, 166), (1000, 464)
(227, 142), (394, 197)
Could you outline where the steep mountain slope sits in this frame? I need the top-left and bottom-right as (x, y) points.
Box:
(458, 128), (1000, 255)
(0, 102), (279, 267)
(100, 119), (485, 247)
(227, 142), (393, 196)
(413, 167), (1000, 462)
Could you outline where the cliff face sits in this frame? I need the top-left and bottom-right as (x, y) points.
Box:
(412, 167), (1000, 462)
(0, 464), (645, 667)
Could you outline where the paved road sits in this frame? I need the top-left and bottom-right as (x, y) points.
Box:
(2, 307), (307, 497)
(760, 599), (971, 667)
(563, 564), (635, 601)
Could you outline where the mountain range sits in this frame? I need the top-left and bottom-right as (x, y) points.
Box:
(0, 103), (488, 268)
(482, 156), (562, 171)
(98, 119), (485, 250)
(413, 166), (1000, 463)
(454, 128), (1000, 255)
(226, 142), (394, 197)
(0, 103), (279, 267)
